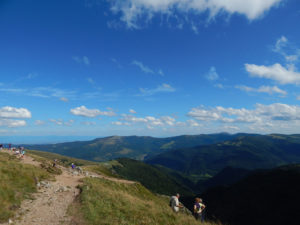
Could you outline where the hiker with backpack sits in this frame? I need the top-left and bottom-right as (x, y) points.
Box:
(193, 197), (206, 222)
(170, 193), (184, 213)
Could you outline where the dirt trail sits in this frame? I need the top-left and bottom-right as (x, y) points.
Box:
(1, 149), (135, 225)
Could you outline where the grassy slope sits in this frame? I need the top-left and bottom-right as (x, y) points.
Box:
(113, 158), (194, 196)
(27, 149), (98, 167)
(71, 177), (218, 225)
(0, 152), (51, 222)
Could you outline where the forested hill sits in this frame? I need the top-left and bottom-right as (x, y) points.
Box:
(25, 133), (244, 162)
(146, 134), (300, 176)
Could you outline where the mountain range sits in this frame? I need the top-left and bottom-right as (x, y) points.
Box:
(25, 133), (243, 161)
(146, 134), (300, 176)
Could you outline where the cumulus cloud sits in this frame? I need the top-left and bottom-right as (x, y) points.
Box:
(188, 103), (300, 124)
(109, 0), (282, 28)
(206, 66), (219, 81)
(235, 85), (287, 96)
(246, 36), (300, 85)
(70, 106), (116, 117)
(139, 83), (176, 96)
(245, 63), (300, 85)
(0, 106), (31, 128)
(115, 114), (176, 128)
(0, 106), (31, 119)
(72, 56), (90, 66)
(0, 119), (26, 127)
(112, 114), (204, 130)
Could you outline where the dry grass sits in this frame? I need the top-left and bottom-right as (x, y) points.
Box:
(72, 177), (219, 225)
(0, 152), (51, 222)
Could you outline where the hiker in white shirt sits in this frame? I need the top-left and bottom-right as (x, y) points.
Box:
(170, 193), (183, 212)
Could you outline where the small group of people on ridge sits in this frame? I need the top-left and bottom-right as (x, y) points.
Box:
(0, 144), (26, 159)
(170, 193), (206, 222)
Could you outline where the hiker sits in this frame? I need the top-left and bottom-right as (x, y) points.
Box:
(193, 197), (206, 222)
(71, 163), (76, 169)
(52, 159), (58, 167)
(21, 149), (26, 158)
(170, 193), (184, 212)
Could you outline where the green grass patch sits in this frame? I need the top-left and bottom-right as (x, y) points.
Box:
(84, 162), (121, 178)
(27, 150), (98, 167)
(0, 152), (51, 222)
(72, 177), (218, 225)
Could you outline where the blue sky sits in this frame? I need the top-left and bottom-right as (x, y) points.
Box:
(1, 0), (300, 139)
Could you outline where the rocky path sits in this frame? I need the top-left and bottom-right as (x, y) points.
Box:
(1, 150), (135, 225)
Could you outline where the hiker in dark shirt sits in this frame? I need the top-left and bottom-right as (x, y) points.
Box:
(193, 197), (206, 222)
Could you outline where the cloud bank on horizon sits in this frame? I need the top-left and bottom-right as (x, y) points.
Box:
(1, 0), (300, 138)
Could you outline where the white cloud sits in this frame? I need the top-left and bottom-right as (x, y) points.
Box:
(139, 83), (176, 96)
(112, 121), (122, 126)
(49, 119), (74, 126)
(245, 63), (300, 85)
(222, 125), (240, 131)
(112, 121), (131, 126)
(87, 78), (95, 84)
(60, 97), (69, 102)
(188, 103), (300, 124)
(214, 83), (224, 89)
(273, 36), (300, 62)
(81, 121), (96, 126)
(0, 86), (77, 101)
(70, 106), (116, 117)
(111, 58), (123, 68)
(206, 66), (219, 81)
(72, 56), (90, 66)
(117, 114), (176, 127)
(132, 60), (154, 74)
(0, 106), (31, 118)
(129, 109), (137, 114)
(35, 120), (46, 126)
(112, 114), (205, 130)
(273, 36), (288, 53)
(0, 106), (31, 128)
(158, 69), (165, 76)
(109, 0), (282, 29)
(186, 119), (202, 127)
(0, 119), (26, 127)
(235, 85), (287, 96)
(245, 36), (300, 85)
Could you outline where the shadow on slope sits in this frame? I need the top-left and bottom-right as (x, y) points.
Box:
(201, 165), (300, 225)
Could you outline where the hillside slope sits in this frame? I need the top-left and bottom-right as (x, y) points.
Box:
(71, 177), (217, 225)
(112, 158), (194, 196)
(0, 149), (219, 225)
